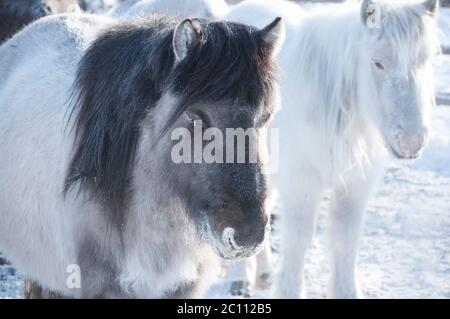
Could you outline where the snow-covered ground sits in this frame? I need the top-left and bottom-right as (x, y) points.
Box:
(1, 3), (450, 299)
(0, 262), (22, 299)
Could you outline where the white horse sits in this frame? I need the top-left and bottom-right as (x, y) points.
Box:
(109, 0), (229, 19)
(226, 0), (440, 298)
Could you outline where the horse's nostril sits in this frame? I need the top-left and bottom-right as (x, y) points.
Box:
(393, 127), (406, 141)
(222, 227), (239, 250)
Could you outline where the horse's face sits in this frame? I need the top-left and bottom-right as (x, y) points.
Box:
(154, 18), (284, 259)
(361, 0), (439, 159)
(168, 103), (272, 260)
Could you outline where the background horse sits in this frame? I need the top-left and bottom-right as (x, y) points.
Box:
(109, 0), (229, 19)
(226, 0), (440, 298)
(0, 0), (80, 44)
(0, 13), (283, 298)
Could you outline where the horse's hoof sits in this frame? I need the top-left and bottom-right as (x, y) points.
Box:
(255, 272), (272, 290)
(229, 280), (251, 297)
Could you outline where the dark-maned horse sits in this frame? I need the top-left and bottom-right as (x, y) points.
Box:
(0, 13), (283, 298)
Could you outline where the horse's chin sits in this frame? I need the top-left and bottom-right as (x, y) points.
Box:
(212, 245), (260, 261)
(388, 145), (422, 160)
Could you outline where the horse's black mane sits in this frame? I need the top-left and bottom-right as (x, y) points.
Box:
(65, 15), (276, 216)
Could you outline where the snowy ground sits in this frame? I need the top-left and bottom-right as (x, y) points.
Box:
(1, 3), (450, 299)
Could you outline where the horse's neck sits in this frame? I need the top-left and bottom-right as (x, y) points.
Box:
(126, 155), (198, 248)
(120, 170), (206, 297)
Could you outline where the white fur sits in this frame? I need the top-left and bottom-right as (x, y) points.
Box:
(0, 14), (218, 298)
(0, 14), (111, 297)
(226, 0), (439, 298)
(110, 0), (230, 19)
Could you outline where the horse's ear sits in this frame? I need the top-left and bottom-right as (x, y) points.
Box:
(421, 0), (438, 17)
(173, 19), (201, 62)
(361, 0), (380, 28)
(259, 17), (285, 56)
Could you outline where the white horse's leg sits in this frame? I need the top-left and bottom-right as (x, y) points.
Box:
(227, 258), (256, 297)
(273, 176), (323, 299)
(254, 240), (273, 290)
(327, 167), (382, 299)
(227, 240), (273, 296)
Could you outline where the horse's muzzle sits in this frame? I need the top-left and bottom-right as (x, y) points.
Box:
(206, 223), (268, 260)
(389, 126), (429, 159)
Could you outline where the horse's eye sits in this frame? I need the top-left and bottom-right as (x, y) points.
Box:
(186, 112), (209, 128)
(374, 61), (384, 70)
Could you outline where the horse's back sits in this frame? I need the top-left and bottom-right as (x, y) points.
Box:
(226, 0), (303, 30)
(0, 13), (114, 141)
(0, 13), (114, 295)
(0, 13), (113, 88)
(116, 0), (229, 19)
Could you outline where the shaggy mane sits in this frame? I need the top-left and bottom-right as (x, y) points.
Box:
(65, 15), (276, 216)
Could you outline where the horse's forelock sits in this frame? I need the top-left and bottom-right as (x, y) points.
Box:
(161, 20), (277, 135)
(378, 1), (440, 73)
